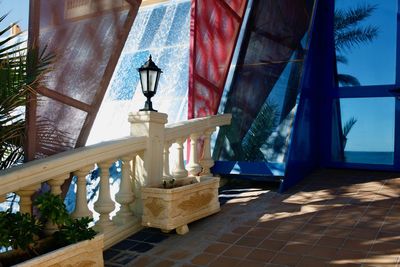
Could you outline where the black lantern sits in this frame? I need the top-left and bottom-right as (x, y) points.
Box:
(138, 55), (162, 112)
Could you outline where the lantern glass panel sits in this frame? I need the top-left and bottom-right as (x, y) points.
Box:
(148, 70), (158, 92)
(139, 70), (148, 93)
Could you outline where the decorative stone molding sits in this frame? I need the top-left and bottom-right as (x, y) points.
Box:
(16, 234), (104, 267)
(141, 176), (220, 235)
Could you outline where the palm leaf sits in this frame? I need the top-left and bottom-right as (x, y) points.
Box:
(336, 54), (348, 64)
(0, 12), (54, 169)
(337, 74), (360, 87)
(335, 26), (378, 52)
(343, 117), (358, 137)
(334, 4), (377, 32)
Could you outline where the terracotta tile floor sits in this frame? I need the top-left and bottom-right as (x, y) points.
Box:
(105, 169), (400, 266)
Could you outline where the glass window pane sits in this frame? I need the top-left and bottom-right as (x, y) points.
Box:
(333, 97), (395, 165)
(335, 0), (397, 87)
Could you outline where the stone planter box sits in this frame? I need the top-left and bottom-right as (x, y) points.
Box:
(14, 234), (104, 267)
(141, 176), (220, 234)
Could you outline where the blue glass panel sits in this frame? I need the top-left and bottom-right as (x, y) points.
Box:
(166, 2), (191, 46)
(335, 0), (397, 87)
(138, 6), (167, 49)
(107, 51), (149, 100)
(334, 97), (395, 165)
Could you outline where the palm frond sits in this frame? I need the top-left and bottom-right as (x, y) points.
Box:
(337, 74), (360, 87)
(0, 12), (54, 169)
(336, 54), (348, 64)
(242, 101), (279, 161)
(343, 117), (358, 137)
(334, 4), (377, 32)
(335, 26), (378, 52)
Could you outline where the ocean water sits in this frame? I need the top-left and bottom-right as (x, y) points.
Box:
(344, 151), (394, 165)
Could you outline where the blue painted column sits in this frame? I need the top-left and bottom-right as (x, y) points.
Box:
(280, 0), (336, 192)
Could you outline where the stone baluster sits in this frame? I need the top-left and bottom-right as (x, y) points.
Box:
(48, 174), (68, 196)
(72, 167), (93, 219)
(200, 128), (215, 176)
(163, 142), (173, 179)
(172, 138), (188, 178)
(17, 184), (40, 214)
(94, 160), (115, 232)
(186, 133), (202, 177)
(46, 174), (69, 234)
(114, 155), (136, 225)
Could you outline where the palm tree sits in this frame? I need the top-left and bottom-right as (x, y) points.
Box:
(0, 13), (53, 170)
(334, 3), (379, 86)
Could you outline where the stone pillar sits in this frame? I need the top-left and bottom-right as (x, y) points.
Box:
(128, 111), (168, 215)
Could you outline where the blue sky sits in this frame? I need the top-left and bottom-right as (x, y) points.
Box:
(1, 0), (29, 31)
(336, 0), (397, 86)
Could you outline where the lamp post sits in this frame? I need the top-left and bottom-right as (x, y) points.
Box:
(138, 55), (162, 112)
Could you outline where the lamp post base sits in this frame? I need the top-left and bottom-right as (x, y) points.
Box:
(140, 98), (157, 112)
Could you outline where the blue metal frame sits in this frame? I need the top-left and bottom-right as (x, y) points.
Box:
(280, 0), (336, 192)
(394, 0), (400, 168)
(326, 0), (400, 172)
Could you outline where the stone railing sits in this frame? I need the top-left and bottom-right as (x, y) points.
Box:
(0, 111), (231, 249)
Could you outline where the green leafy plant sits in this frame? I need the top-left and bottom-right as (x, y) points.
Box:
(0, 210), (41, 252)
(0, 193), (96, 265)
(54, 217), (97, 245)
(34, 193), (97, 244)
(34, 192), (69, 226)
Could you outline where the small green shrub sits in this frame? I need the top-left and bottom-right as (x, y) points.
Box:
(0, 210), (41, 251)
(34, 192), (69, 226)
(54, 217), (97, 245)
(0, 192), (97, 264)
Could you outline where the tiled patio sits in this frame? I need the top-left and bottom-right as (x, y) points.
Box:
(105, 169), (400, 267)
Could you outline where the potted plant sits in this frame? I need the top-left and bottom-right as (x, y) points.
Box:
(0, 192), (103, 267)
(141, 176), (220, 235)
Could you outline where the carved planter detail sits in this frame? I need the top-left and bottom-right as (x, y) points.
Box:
(141, 177), (220, 234)
(14, 234), (104, 267)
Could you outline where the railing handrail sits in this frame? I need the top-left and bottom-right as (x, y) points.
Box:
(165, 114), (232, 141)
(0, 136), (147, 196)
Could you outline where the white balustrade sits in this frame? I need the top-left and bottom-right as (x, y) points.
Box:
(0, 112), (231, 250)
(172, 137), (188, 178)
(72, 167), (93, 219)
(199, 128), (215, 176)
(93, 161), (116, 232)
(186, 133), (202, 176)
(114, 155), (136, 225)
